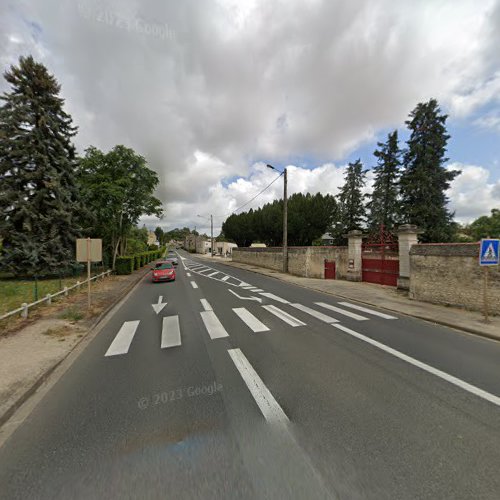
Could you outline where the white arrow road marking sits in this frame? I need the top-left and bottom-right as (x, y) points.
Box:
(200, 298), (212, 311)
(105, 321), (140, 357)
(338, 302), (397, 320)
(152, 296), (168, 314)
(228, 289), (263, 303)
(233, 307), (270, 332)
(228, 348), (288, 423)
(263, 305), (306, 327)
(161, 316), (181, 348)
(259, 292), (289, 304)
(333, 324), (500, 408)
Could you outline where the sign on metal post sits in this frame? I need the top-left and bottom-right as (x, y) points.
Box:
(76, 238), (102, 308)
(479, 239), (499, 323)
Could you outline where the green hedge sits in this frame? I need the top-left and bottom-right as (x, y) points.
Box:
(115, 256), (135, 275)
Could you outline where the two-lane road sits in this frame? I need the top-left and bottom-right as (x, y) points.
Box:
(0, 249), (499, 499)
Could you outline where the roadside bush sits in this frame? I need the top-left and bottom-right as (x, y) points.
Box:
(115, 256), (134, 275)
(134, 255), (141, 270)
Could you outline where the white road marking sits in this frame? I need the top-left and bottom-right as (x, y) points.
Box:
(207, 271), (219, 277)
(259, 292), (289, 304)
(315, 302), (369, 321)
(197, 268), (212, 274)
(190, 265), (205, 271)
(228, 289), (263, 303)
(200, 298), (212, 311)
(263, 305), (306, 327)
(332, 324), (500, 408)
(190, 281), (198, 289)
(221, 276), (230, 282)
(239, 281), (251, 287)
(200, 311), (229, 339)
(151, 295), (168, 314)
(186, 272), (191, 277)
(105, 321), (140, 357)
(241, 285), (255, 289)
(233, 307), (270, 332)
(228, 348), (288, 423)
(290, 303), (339, 323)
(179, 256), (186, 261)
(252, 289), (264, 292)
(338, 302), (397, 320)
(161, 316), (181, 348)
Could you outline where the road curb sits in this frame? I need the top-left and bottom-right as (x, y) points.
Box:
(207, 259), (500, 343)
(0, 266), (152, 430)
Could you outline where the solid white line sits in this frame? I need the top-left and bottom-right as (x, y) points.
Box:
(200, 298), (212, 311)
(186, 272), (191, 277)
(228, 348), (288, 423)
(259, 292), (289, 304)
(200, 311), (229, 339)
(315, 302), (369, 321)
(263, 305), (306, 327)
(161, 316), (181, 348)
(338, 302), (397, 320)
(190, 281), (198, 289)
(290, 303), (339, 323)
(220, 276), (230, 282)
(207, 271), (219, 277)
(233, 307), (270, 332)
(105, 320), (140, 357)
(332, 324), (500, 408)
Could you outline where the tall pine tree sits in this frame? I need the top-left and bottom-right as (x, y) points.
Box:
(367, 130), (402, 232)
(0, 56), (81, 276)
(332, 159), (366, 243)
(400, 99), (459, 242)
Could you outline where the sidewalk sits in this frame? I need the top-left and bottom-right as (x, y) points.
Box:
(194, 253), (500, 341)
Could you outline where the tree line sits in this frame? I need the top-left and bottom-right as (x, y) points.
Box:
(0, 55), (162, 277)
(223, 99), (473, 247)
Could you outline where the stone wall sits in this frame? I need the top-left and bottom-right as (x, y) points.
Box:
(232, 246), (348, 279)
(410, 243), (500, 315)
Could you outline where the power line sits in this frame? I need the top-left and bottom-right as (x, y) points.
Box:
(214, 172), (283, 219)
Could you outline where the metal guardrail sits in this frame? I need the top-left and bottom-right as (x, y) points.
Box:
(0, 270), (112, 321)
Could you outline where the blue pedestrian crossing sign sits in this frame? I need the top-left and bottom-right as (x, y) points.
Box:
(479, 239), (500, 266)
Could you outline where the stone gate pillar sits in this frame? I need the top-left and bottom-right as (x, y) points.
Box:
(346, 230), (363, 282)
(397, 224), (421, 290)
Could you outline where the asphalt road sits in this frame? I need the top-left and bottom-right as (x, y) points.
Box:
(0, 249), (499, 499)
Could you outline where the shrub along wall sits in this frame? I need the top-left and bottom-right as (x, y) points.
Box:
(115, 248), (165, 275)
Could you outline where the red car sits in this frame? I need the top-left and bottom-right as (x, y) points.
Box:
(152, 261), (176, 282)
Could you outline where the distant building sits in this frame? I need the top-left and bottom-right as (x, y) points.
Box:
(320, 233), (334, 245)
(147, 231), (159, 246)
(215, 241), (237, 256)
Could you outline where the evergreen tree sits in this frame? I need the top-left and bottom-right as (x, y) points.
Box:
(400, 99), (460, 242)
(367, 130), (401, 232)
(0, 55), (81, 276)
(332, 159), (366, 243)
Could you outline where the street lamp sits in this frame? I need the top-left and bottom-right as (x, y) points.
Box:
(197, 214), (214, 257)
(266, 164), (288, 273)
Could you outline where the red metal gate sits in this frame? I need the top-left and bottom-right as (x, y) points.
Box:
(324, 259), (336, 279)
(362, 225), (399, 286)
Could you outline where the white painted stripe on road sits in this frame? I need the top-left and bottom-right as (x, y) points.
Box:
(259, 292), (289, 304)
(161, 316), (181, 348)
(186, 272), (191, 277)
(233, 307), (270, 332)
(252, 289), (264, 292)
(220, 276), (230, 282)
(200, 311), (229, 339)
(338, 302), (397, 320)
(241, 285), (255, 289)
(290, 303), (339, 323)
(263, 305), (306, 327)
(200, 298), (212, 311)
(190, 281), (198, 289)
(315, 302), (369, 321)
(228, 348), (288, 423)
(197, 268), (212, 274)
(207, 271), (219, 277)
(239, 281), (251, 287)
(333, 324), (500, 408)
(105, 321), (140, 357)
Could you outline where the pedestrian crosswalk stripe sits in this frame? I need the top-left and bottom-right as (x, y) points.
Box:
(252, 289), (264, 292)
(233, 307), (270, 332)
(259, 292), (289, 304)
(290, 303), (339, 323)
(262, 305), (306, 327)
(315, 302), (369, 321)
(200, 311), (229, 339)
(105, 320), (140, 357)
(190, 281), (198, 289)
(338, 302), (397, 320)
(200, 298), (212, 311)
(161, 316), (181, 348)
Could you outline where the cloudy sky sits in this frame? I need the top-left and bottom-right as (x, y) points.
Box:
(1, 0), (499, 235)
